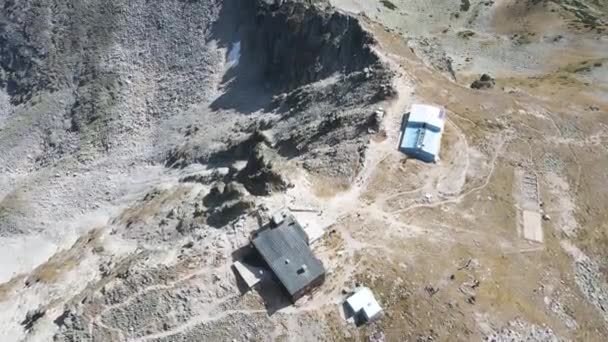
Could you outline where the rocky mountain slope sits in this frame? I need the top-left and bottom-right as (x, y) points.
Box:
(0, 0), (394, 340)
(1, 0), (608, 341)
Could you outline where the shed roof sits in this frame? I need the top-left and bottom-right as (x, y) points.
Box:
(420, 128), (443, 156)
(252, 218), (324, 297)
(401, 126), (442, 156)
(232, 260), (262, 288)
(408, 104), (446, 132)
(401, 126), (421, 150)
(346, 287), (383, 321)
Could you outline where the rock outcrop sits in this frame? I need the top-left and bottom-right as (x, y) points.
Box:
(245, 0), (380, 91)
(165, 0), (394, 180)
(470, 74), (496, 89)
(237, 143), (290, 196)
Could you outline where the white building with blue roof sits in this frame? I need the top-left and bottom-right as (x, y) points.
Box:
(399, 104), (446, 162)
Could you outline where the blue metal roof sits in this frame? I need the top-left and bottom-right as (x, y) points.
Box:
(400, 104), (446, 162)
(400, 124), (443, 162)
(408, 104), (446, 132)
(420, 129), (442, 157)
(401, 126), (421, 150)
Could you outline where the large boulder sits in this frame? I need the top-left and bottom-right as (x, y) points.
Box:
(470, 74), (495, 89)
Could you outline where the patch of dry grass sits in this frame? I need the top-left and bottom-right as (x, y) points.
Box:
(25, 228), (103, 286)
(115, 186), (191, 227)
(311, 176), (351, 198)
(577, 222), (608, 276)
(0, 275), (25, 302)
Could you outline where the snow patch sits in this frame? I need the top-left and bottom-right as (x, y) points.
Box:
(227, 41), (241, 67)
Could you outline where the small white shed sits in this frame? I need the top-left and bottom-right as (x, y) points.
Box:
(346, 287), (383, 322)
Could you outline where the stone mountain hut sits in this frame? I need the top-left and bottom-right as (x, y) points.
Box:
(251, 214), (325, 302)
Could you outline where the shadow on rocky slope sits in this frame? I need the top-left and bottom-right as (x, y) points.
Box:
(167, 0), (395, 184)
(210, 0), (381, 114)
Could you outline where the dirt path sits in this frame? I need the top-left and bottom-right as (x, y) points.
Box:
(390, 134), (506, 214)
(132, 307), (267, 342)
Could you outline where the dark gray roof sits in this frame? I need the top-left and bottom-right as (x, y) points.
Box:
(252, 218), (324, 297)
(282, 217), (309, 244)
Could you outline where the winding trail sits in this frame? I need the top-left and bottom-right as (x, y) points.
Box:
(132, 308), (267, 342)
(391, 134), (507, 214)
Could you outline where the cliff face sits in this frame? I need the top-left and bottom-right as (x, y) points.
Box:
(246, 0), (378, 90)
(164, 0), (394, 179)
(0, 0), (389, 173)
